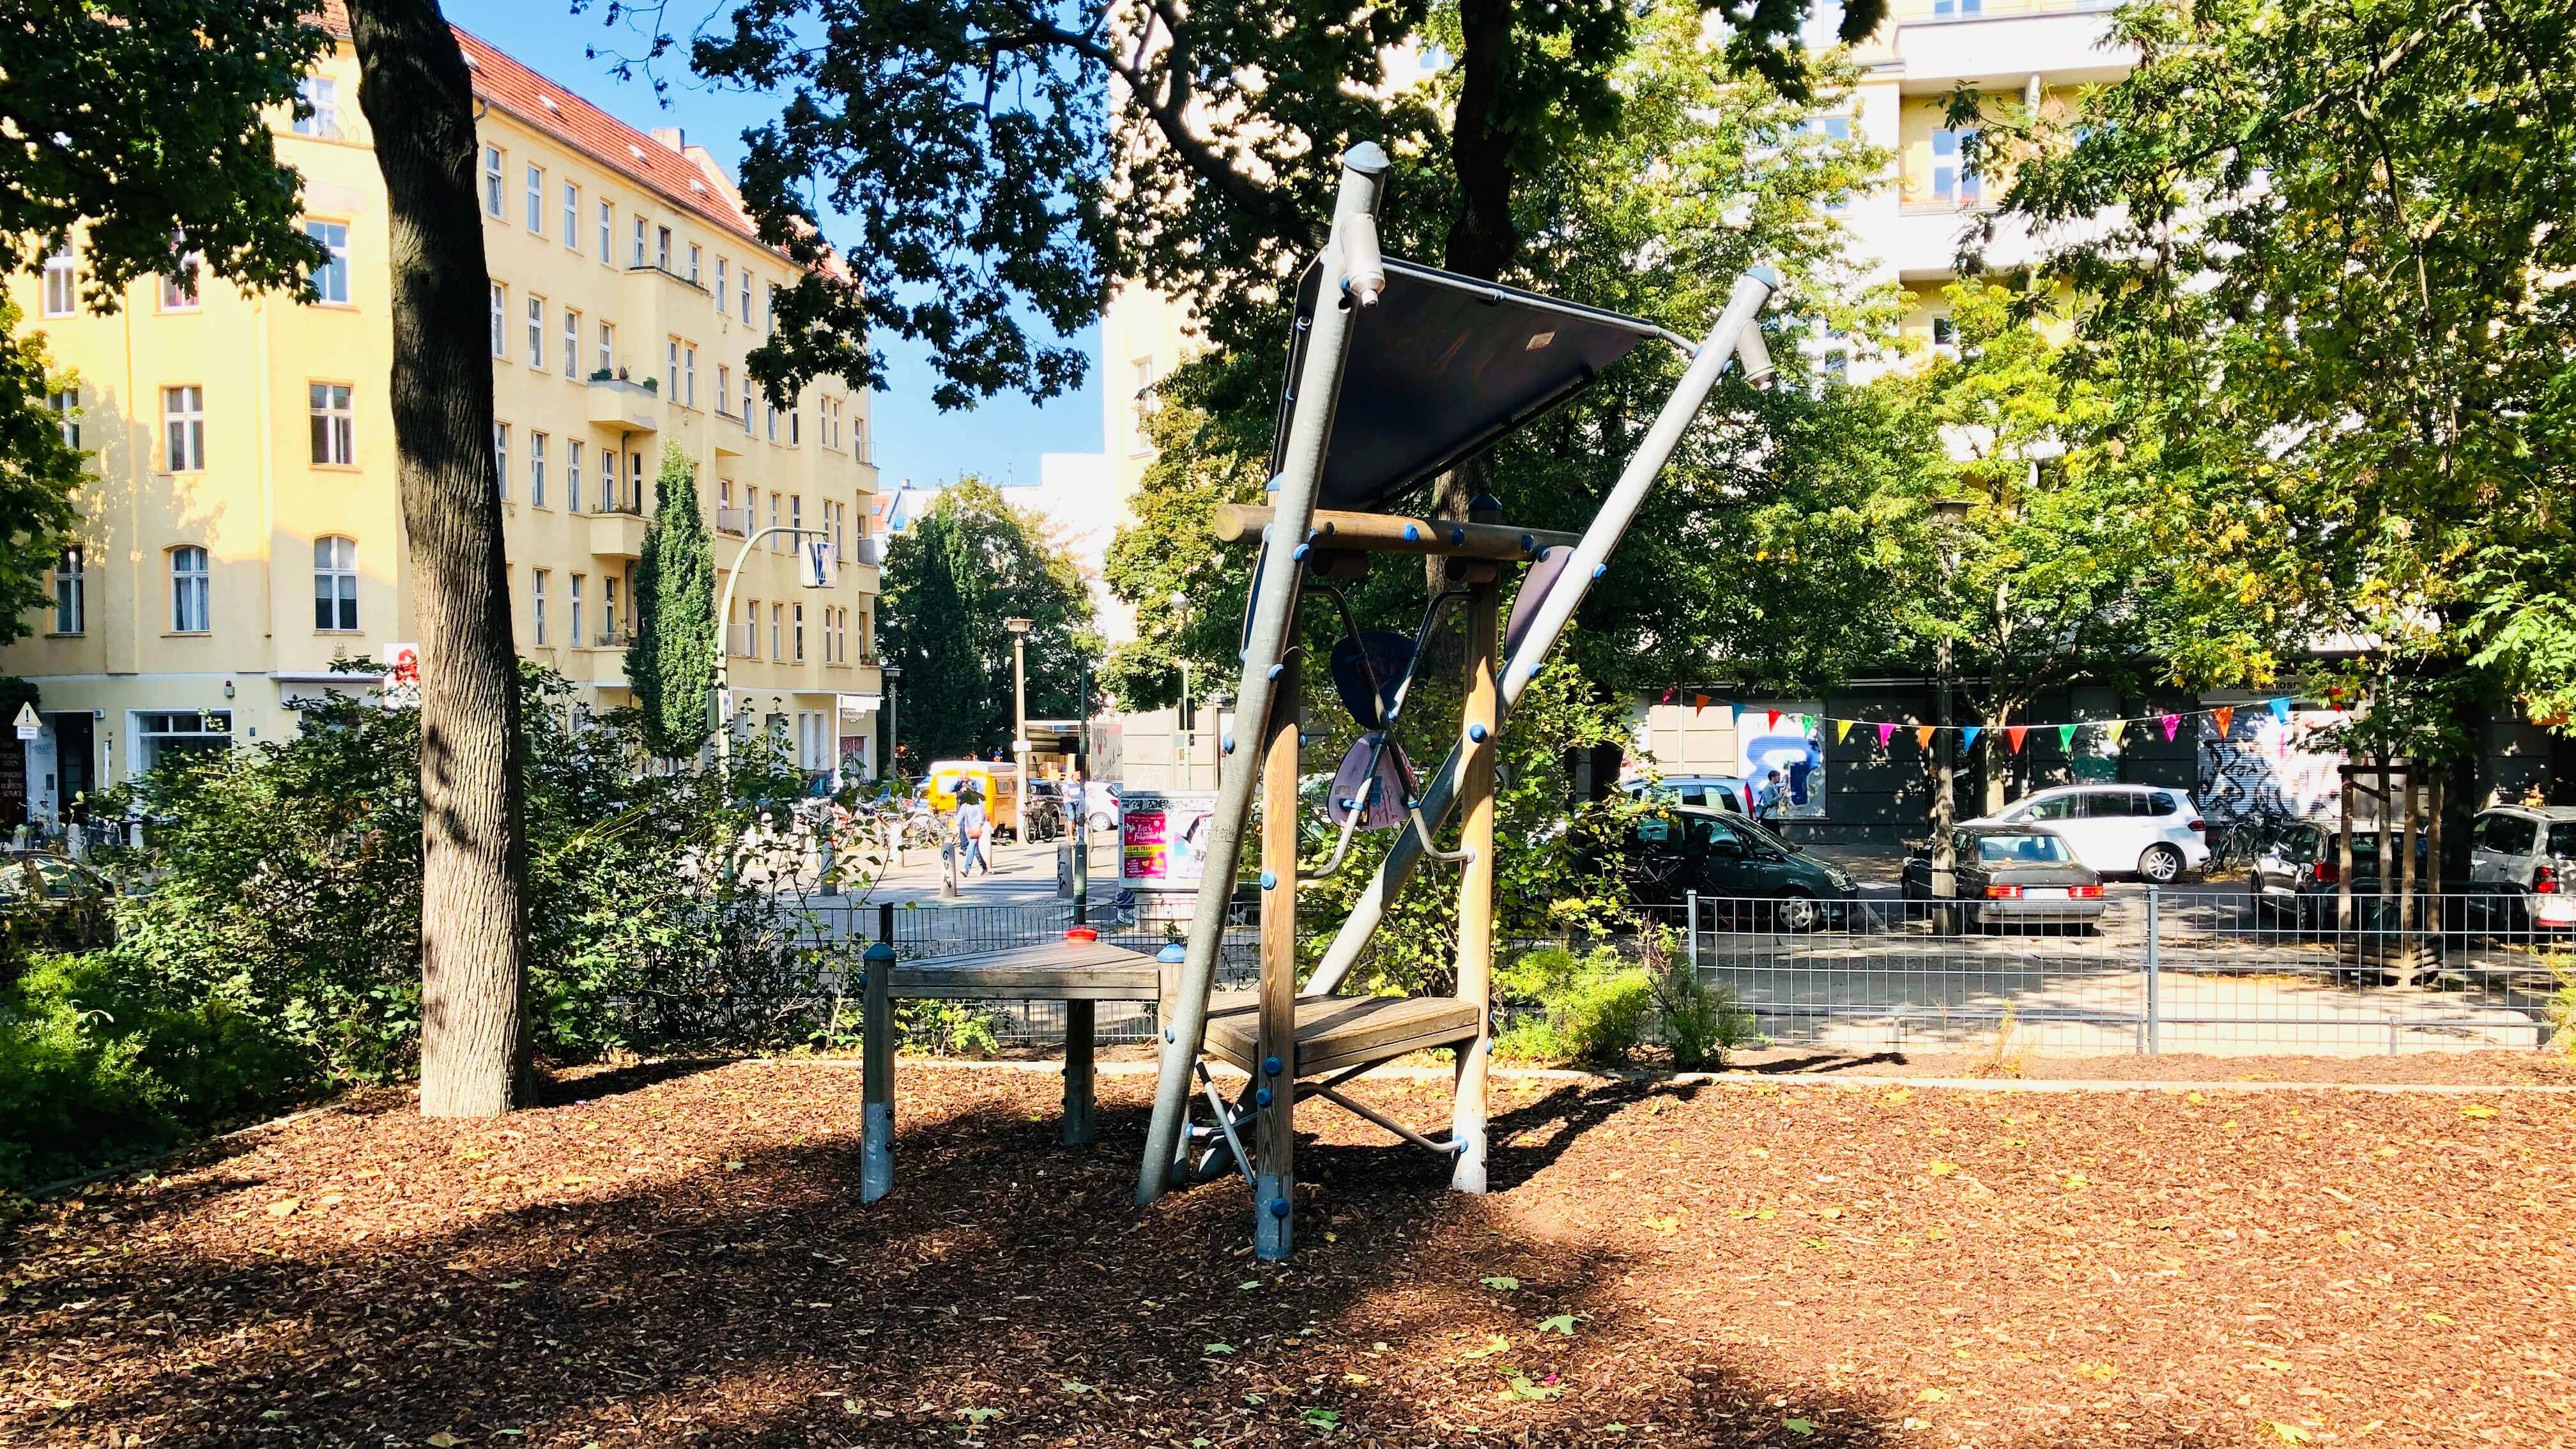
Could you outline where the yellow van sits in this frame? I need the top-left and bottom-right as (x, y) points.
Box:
(925, 760), (1023, 840)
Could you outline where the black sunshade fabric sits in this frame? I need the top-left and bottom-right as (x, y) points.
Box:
(1271, 257), (1662, 512)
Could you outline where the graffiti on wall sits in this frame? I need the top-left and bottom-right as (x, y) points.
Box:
(2195, 708), (2350, 824)
(1737, 705), (1827, 820)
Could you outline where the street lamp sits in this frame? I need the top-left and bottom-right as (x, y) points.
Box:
(1929, 497), (1978, 901)
(1004, 616), (1034, 795)
(881, 663), (902, 783)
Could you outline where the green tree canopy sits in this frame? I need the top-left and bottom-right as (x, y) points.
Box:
(878, 479), (1097, 766)
(0, 300), (82, 645)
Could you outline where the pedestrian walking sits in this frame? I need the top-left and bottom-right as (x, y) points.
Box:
(1756, 769), (1788, 822)
(955, 787), (993, 876)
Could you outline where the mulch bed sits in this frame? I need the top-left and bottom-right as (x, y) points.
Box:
(4, 1059), (2572, 1446)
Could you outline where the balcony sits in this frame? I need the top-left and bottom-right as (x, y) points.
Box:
(1893, 0), (2133, 90)
(724, 623), (755, 659)
(716, 506), (752, 535)
(588, 505), (649, 558)
(586, 376), (662, 431)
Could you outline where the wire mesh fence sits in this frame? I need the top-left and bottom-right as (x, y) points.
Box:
(1673, 889), (2572, 1057)
(750, 885), (2570, 1060)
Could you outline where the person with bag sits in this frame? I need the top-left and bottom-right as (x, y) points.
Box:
(954, 786), (993, 876)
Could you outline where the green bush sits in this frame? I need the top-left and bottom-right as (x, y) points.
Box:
(1493, 935), (1761, 1071)
(0, 953), (307, 1190)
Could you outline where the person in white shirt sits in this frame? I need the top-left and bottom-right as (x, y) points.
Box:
(954, 790), (992, 876)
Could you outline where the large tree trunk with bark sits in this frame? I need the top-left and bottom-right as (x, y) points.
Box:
(344, 0), (532, 1117)
(1425, 0), (1521, 596)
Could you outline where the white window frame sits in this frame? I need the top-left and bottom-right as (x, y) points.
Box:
(526, 295), (546, 369)
(714, 257), (728, 315)
(563, 307), (580, 378)
(169, 545), (211, 633)
(309, 382), (354, 466)
(569, 574), (586, 646)
(562, 181), (580, 249)
(42, 248), (75, 317)
(313, 535), (358, 632)
(494, 422), (510, 498)
(598, 321), (615, 378)
(52, 546), (84, 635)
(530, 431), (548, 507)
(162, 385), (204, 472)
(484, 146), (505, 217)
(567, 441), (585, 513)
(532, 568), (551, 645)
(598, 199), (614, 263)
(303, 218), (351, 304)
(293, 75), (339, 137)
(525, 164), (544, 232)
(489, 282), (507, 357)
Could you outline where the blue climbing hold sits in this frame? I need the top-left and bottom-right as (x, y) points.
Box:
(1468, 723), (1489, 742)
(1254, 1087), (1273, 1107)
(1592, 564), (1607, 579)
(862, 941), (894, 963)
(1292, 544), (1310, 561)
(1262, 1056), (1283, 1077)
(1157, 942), (1188, 963)
(1223, 732), (1236, 753)
(1259, 870), (1278, 890)
(1266, 664), (1283, 681)
(1268, 1198), (1292, 1219)
(1449, 526), (1465, 546)
(1403, 523), (1421, 542)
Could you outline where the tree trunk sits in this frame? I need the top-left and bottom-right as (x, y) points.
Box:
(344, 0), (532, 1117)
(1426, 0), (1519, 596)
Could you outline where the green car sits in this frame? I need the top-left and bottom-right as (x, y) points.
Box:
(1623, 806), (1855, 930)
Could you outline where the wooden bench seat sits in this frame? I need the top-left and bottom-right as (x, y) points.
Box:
(1204, 995), (1481, 1080)
(888, 939), (1166, 1001)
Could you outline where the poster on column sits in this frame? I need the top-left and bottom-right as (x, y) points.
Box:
(1736, 703), (1826, 820)
(1119, 789), (1218, 891)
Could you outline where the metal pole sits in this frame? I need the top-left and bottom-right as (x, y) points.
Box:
(1303, 268), (1779, 999)
(1137, 142), (1390, 1207)
(1933, 633), (1956, 900)
(1686, 890), (1699, 975)
(2143, 884), (2161, 1056)
(860, 937), (896, 1200)
(712, 523), (830, 772)
(1073, 659), (1091, 925)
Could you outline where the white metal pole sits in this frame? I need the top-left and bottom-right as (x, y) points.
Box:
(712, 524), (829, 772)
(1301, 269), (1777, 999)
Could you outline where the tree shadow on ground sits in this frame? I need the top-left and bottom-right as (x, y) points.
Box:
(537, 1054), (732, 1106)
(0, 1068), (2215, 1448)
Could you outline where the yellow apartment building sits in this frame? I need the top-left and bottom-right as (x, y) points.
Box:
(3, 20), (884, 824)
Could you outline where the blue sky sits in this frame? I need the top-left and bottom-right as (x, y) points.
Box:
(440, 0), (1104, 490)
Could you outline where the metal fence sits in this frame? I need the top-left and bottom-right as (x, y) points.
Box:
(1675, 889), (2573, 1057)
(763, 887), (2570, 1059)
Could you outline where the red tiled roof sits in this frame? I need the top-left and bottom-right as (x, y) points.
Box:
(315, 0), (778, 256)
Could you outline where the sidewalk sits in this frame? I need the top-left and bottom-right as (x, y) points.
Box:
(866, 830), (1119, 905)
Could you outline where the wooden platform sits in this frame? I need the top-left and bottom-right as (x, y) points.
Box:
(887, 939), (1167, 1001)
(1204, 995), (1481, 1080)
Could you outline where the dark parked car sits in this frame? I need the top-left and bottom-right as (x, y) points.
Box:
(1900, 825), (2106, 931)
(1023, 781), (1069, 843)
(2250, 824), (2444, 932)
(0, 851), (119, 958)
(1623, 806), (1855, 931)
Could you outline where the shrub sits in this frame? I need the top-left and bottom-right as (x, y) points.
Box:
(1494, 944), (1655, 1066)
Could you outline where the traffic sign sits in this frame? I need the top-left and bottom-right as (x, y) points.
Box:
(12, 703), (37, 741)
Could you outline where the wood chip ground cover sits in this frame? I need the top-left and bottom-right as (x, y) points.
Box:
(4, 1059), (2572, 1446)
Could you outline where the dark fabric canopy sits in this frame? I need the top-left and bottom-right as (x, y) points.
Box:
(1269, 257), (1663, 512)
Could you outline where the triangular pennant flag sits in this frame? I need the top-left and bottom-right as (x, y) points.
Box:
(2057, 723), (2078, 753)
(1961, 725), (1983, 751)
(2212, 705), (2236, 737)
(2159, 712), (2180, 742)
(2007, 725), (2028, 753)
(1915, 724), (1936, 751)
(1797, 714), (1813, 737)
(1692, 693), (1708, 712)
(2104, 719), (2128, 749)
(2267, 696), (2290, 724)
(1833, 718), (1854, 744)
(1767, 709), (1781, 731)
(1875, 721), (1897, 747)
(1659, 687), (1676, 706)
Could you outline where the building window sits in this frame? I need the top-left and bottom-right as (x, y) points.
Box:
(598, 321), (615, 378)
(530, 431), (548, 507)
(135, 709), (231, 770)
(569, 574), (585, 645)
(526, 296), (546, 369)
(855, 417), (868, 464)
(567, 440), (585, 513)
(666, 339), (678, 395)
(309, 383), (354, 465)
(686, 242), (701, 284)
(793, 602), (805, 662)
(563, 307), (579, 378)
(562, 181), (580, 249)
(169, 546), (210, 632)
(765, 402), (778, 442)
(717, 364), (732, 416)
(790, 406), (799, 445)
(42, 248), (75, 317)
(483, 146), (505, 217)
(790, 494), (801, 544)
(739, 268), (753, 323)
(602, 575), (620, 641)
(740, 376), (753, 434)
(1931, 0), (1981, 12)
(656, 226), (672, 272)
(632, 215), (648, 268)
(1931, 316), (1958, 348)
(770, 602), (782, 661)
(47, 388), (79, 449)
(162, 386), (204, 471)
(160, 250), (201, 311)
(769, 493), (781, 551)
(52, 548), (84, 635)
(598, 199), (613, 263)
(714, 257), (728, 314)
(292, 75), (339, 137)
(525, 165), (544, 232)
(313, 535), (358, 631)
(304, 219), (351, 303)
(1931, 128), (1981, 206)
(493, 422), (509, 498)
(683, 343), (696, 407)
(532, 569), (550, 645)
(1130, 356), (1156, 451)
(489, 282), (506, 356)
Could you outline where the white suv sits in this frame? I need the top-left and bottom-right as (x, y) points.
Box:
(1968, 784), (2209, 883)
(2466, 805), (2576, 933)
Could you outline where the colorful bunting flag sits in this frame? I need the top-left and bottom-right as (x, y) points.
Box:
(1961, 725), (1983, 751)
(2057, 723), (2078, 754)
(1659, 687), (1676, 706)
(1692, 693), (1709, 712)
(1767, 709), (1781, 730)
(1834, 718), (1854, 744)
(2212, 705), (2236, 737)
(1876, 721), (1897, 747)
(2267, 697), (2291, 725)
(1915, 724), (1936, 751)
(2007, 725), (2028, 753)
(2104, 719), (2128, 749)
(2159, 712), (2181, 742)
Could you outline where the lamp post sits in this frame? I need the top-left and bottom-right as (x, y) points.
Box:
(1004, 615), (1034, 813)
(711, 522), (831, 774)
(1929, 498), (1977, 901)
(881, 663), (902, 783)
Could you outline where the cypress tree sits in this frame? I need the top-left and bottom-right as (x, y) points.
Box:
(627, 443), (716, 758)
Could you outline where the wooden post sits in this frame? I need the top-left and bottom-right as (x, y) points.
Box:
(2426, 769), (2445, 933)
(1062, 999), (1096, 1146)
(1450, 570), (1501, 1194)
(1253, 635), (1301, 1260)
(2396, 762), (2418, 938)
(860, 937), (896, 1202)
